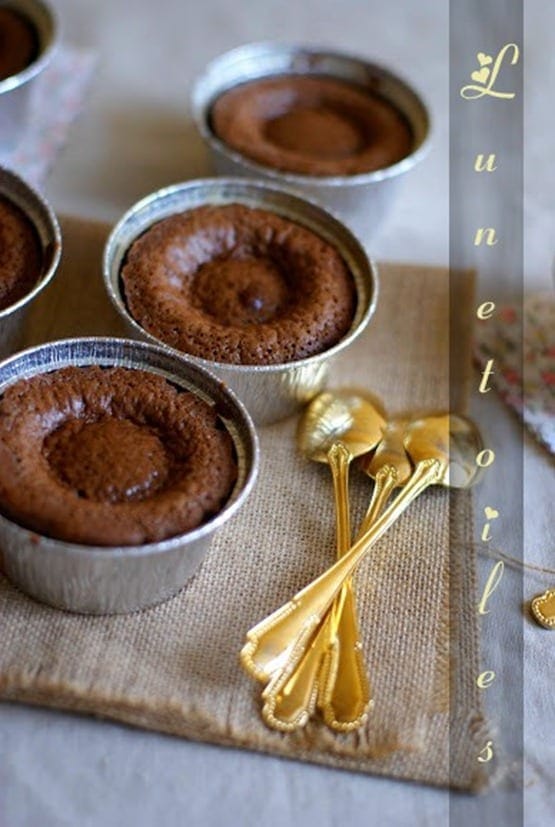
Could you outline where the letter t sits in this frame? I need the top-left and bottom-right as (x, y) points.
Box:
(479, 359), (495, 393)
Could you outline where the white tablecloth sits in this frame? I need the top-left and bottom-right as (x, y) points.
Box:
(1, 1), (553, 825)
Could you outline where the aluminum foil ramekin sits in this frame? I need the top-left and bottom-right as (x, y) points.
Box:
(191, 42), (431, 240)
(103, 177), (378, 425)
(0, 0), (58, 150)
(0, 337), (259, 615)
(0, 165), (62, 358)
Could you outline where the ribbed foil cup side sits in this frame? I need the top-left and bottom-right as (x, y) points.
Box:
(0, 165), (62, 358)
(0, 0), (59, 149)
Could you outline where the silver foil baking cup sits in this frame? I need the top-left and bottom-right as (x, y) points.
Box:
(0, 337), (259, 615)
(191, 42), (431, 240)
(0, 165), (62, 358)
(0, 0), (58, 150)
(103, 177), (378, 425)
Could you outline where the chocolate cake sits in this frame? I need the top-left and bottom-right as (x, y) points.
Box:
(0, 366), (237, 546)
(210, 75), (413, 176)
(0, 7), (38, 81)
(0, 194), (42, 311)
(121, 203), (356, 365)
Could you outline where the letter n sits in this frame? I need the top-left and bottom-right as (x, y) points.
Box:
(474, 228), (499, 246)
(474, 154), (497, 172)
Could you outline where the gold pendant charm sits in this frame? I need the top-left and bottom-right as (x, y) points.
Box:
(531, 589), (555, 629)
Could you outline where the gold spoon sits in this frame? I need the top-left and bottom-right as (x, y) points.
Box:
(245, 389), (385, 730)
(319, 419), (413, 730)
(262, 419), (413, 732)
(242, 414), (482, 701)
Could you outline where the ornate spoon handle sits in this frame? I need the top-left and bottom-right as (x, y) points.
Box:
(328, 442), (351, 556)
(318, 464), (400, 730)
(241, 459), (441, 684)
(359, 465), (401, 537)
(261, 621), (329, 731)
(266, 443), (407, 731)
(261, 590), (369, 732)
(261, 441), (363, 729)
(240, 442), (350, 685)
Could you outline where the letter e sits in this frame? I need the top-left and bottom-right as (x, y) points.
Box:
(477, 671), (496, 689)
(477, 301), (496, 320)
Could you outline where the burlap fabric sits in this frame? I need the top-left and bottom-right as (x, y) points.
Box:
(0, 218), (489, 790)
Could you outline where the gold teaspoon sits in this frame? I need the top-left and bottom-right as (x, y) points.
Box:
(250, 390), (385, 730)
(319, 419), (413, 731)
(242, 414), (483, 701)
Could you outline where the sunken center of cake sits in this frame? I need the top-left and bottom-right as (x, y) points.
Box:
(45, 418), (170, 504)
(121, 203), (357, 366)
(0, 365), (237, 546)
(211, 75), (414, 176)
(191, 255), (290, 325)
(264, 107), (365, 160)
(0, 7), (38, 81)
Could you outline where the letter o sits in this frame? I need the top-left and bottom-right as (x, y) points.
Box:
(476, 449), (495, 467)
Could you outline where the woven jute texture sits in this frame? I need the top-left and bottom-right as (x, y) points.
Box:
(0, 217), (489, 790)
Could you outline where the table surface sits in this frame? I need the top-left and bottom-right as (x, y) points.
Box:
(1, 1), (553, 825)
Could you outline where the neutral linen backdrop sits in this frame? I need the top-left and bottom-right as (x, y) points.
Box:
(1, 1), (553, 826)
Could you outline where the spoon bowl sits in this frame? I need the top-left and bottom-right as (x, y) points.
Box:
(403, 414), (483, 488)
(297, 388), (387, 464)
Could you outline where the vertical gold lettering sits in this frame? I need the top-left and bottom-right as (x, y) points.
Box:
(477, 741), (494, 763)
(476, 449), (495, 467)
(474, 228), (499, 246)
(476, 301), (496, 319)
(482, 508), (499, 542)
(474, 154), (498, 172)
(479, 359), (495, 392)
(477, 671), (496, 689)
(478, 561), (504, 615)
(461, 43), (520, 100)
